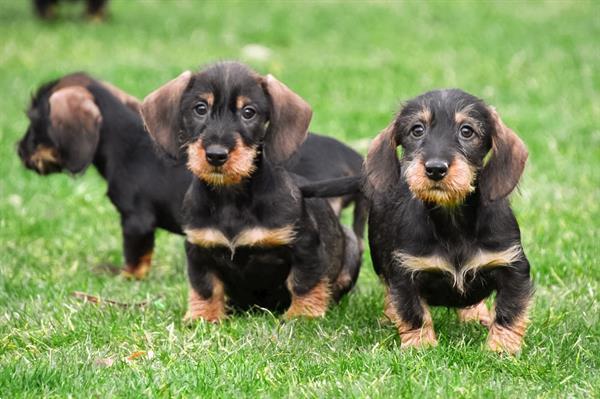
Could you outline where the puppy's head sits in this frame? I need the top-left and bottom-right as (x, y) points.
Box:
(17, 73), (103, 175)
(365, 89), (527, 206)
(141, 62), (312, 186)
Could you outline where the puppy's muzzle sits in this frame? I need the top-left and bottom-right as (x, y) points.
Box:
(205, 144), (229, 167)
(425, 159), (448, 181)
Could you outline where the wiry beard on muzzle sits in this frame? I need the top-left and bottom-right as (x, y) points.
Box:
(186, 137), (257, 186)
(403, 155), (476, 207)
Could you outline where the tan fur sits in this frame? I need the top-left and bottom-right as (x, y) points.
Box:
(454, 111), (483, 134)
(236, 95), (250, 109)
(284, 280), (331, 319)
(383, 286), (437, 348)
(235, 226), (296, 247)
(185, 225), (296, 256)
(393, 245), (522, 293)
(457, 300), (491, 327)
(99, 81), (141, 113)
(187, 137), (257, 186)
(183, 275), (226, 323)
(416, 106), (432, 125)
(404, 155), (476, 207)
(185, 228), (230, 248)
(383, 285), (399, 323)
(29, 145), (60, 173)
(487, 305), (530, 354)
(199, 92), (214, 107)
(121, 251), (153, 280)
(328, 197), (344, 216)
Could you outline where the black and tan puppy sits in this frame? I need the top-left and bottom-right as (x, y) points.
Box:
(141, 62), (361, 321)
(18, 72), (366, 280)
(365, 89), (532, 354)
(18, 73), (191, 279)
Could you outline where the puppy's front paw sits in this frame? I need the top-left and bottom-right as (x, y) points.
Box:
(184, 285), (226, 323)
(284, 281), (330, 319)
(182, 309), (224, 324)
(486, 321), (527, 355)
(458, 301), (492, 327)
(400, 327), (438, 348)
(121, 263), (151, 280)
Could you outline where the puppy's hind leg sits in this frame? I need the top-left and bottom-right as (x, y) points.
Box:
(331, 226), (362, 302)
(120, 214), (155, 280)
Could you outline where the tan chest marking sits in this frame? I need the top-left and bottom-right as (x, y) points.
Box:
(393, 245), (522, 293)
(185, 225), (296, 256)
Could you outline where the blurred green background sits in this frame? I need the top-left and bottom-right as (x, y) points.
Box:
(0, 1), (598, 397)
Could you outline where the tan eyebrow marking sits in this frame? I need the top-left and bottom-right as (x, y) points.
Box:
(236, 95), (251, 110)
(416, 106), (432, 124)
(454, 104), (484, 133)
(393, 245), (522, 293)
(198, 92), (214, 107)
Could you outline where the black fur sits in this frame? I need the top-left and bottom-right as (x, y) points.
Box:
(365, 89), (532, 348)
(142, 62), (361, 315)
(17, 72), (366, 279)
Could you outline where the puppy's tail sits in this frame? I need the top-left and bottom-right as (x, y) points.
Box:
(299, 176), (362, 198)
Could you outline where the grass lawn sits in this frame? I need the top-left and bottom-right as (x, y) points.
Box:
(1, 0), (598, 397)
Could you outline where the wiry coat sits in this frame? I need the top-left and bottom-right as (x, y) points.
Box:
(365, 89), (532, 353)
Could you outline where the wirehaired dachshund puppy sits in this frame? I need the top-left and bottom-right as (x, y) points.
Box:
(17, 73), (191, 279)
(17, 72), (366, 280)
(141, 62), (361, 321)
(364, 89), (532, 354)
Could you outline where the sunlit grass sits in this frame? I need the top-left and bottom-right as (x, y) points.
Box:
(0, 0), (598, 397)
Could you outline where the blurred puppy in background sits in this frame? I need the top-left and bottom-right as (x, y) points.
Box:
(141, 62), (362, 321)
(33, 0), (108, 20)
(17, 72), (190, 279)
(17, 72), (366, 280)
(365, 89), (532, 354)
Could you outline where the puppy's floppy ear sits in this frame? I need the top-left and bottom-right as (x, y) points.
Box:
(479, 107), (528, 203)
(363, 122), (400, 197)
(141, 71), (192, 158)
(262, 74), (312, 163)
(48, 86), (102, 173)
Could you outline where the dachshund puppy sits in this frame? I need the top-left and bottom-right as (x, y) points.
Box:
(17, 72), (366, 280)
(33, 0), (108, 20)
(18, 73), (191, 279)
(141, 62), (361, 321)
(364, 89), (532, 354)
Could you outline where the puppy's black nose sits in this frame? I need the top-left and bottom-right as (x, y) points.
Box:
(205, 145), (229, 166)
(425, 159), (448, 181)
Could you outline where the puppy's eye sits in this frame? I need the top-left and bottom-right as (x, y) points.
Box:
(194, 102), (208, 116)
(241, 106), (256, 120)
(410, 124), (425, 138)
(460, 125), (475, 139)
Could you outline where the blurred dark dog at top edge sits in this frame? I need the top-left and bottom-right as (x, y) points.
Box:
(33, 0), (109, 21)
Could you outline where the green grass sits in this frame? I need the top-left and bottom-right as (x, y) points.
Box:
(1, 0), (599, 397)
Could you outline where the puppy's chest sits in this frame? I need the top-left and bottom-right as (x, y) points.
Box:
(393, 244), (522, 293)
(184, 203), (296, 257)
